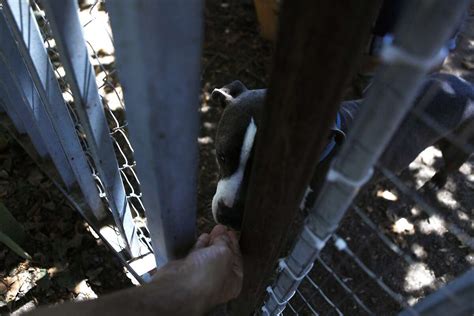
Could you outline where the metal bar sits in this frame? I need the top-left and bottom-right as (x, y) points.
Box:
(352, 205), (416, 265)
(40, 0), (142, 257)
(0, 14), (75, 187)
(398, 269), (474, 316)
(0, 80), (47, 157)
(332, 235), (412, 312)
(316, 257), (374, 315)
(286, 302), (298, 315)
(294, 289), (320, 316)
(0, 83), (27, 136)
(230, 1), (382, 314)
(107, 1), (202, 263)
(262, 0), (470, 314)
(379, 166), (474, 249)
(304, 275), (344, 316)
(411, 106), (474, 155)
(2, 0), (106, 220)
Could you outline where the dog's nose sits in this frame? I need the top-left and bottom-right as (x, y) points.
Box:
(216, 201), (242, 230)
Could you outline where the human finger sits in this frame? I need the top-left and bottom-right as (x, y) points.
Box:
(227, 230), (243, 279)
(193, 233), (210, 250)
(209, 224), (228, 241)
(226, 230), (240, 255)
(210, 232), (232, 250)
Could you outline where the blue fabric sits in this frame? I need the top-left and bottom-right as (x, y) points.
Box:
(319, 112), (341, 162)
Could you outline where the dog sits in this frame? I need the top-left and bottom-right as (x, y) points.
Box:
(211, 73), (474, 229)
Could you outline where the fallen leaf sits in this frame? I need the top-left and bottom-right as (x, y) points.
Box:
(27, 169), (44, 186)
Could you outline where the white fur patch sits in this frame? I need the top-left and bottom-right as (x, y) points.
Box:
(212, 88), (233, 101)
(212, 119), (257, 221)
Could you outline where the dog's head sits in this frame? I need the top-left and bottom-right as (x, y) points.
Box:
(211, 81), (264, 229)
(210, 81), (347, 229)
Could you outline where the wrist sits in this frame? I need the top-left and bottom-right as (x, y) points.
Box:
(149, 260), (212, 315)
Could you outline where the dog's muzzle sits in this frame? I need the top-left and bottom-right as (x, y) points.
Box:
(215, 201), (243, 230)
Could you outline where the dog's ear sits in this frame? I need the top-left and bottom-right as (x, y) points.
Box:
(211, 88), (232, 108)
(331, 128), (346, 145)
(211, 80), (248, 108)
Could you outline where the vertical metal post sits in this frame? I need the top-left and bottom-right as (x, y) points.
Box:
(107, 1), (203, 263)
(262, 0), (470, 314)
(40, 0), (142, 256)
(2, 1), (105, 221)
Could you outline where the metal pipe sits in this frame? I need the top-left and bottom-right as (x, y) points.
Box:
(107, 1), (203, 264)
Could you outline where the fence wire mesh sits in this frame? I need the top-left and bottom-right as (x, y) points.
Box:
(269, 66), (473, 315)
(281, 161), (472, 316)
(270, 103), (474, 308)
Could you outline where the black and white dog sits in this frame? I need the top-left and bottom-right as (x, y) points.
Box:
(211, 73), (474, 229)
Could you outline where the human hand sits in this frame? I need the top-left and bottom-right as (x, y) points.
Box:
(183, 225), (243, 307)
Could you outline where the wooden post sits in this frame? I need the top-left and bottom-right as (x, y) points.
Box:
(253, 0), (279, 41)
(230, 1), (381, 314)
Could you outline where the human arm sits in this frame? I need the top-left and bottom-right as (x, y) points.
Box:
(28, 225), (243, 316)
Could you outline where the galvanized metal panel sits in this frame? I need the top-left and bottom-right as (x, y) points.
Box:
(2, 0), (105, 220)
(0, 81), (47, 156)
(40, 0), (141, 256)
(107, 1), (203, 263)
(0, 86), (26, 134)
(0, 18), (75, 187)
(0, 57), (73, 186)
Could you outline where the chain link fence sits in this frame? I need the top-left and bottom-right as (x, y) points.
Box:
(31, 0), (156, 270)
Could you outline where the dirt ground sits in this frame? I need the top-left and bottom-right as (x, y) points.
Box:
(1, 0), (473, 315)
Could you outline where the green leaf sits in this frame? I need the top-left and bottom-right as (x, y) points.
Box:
(0, 230), (31, 260)
(0, 202), (28, 246)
